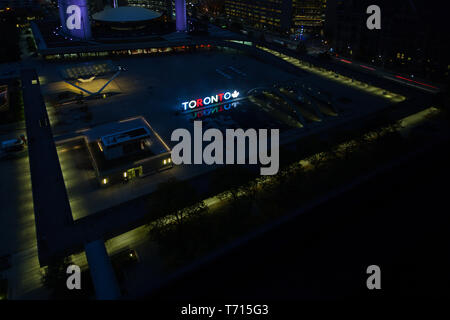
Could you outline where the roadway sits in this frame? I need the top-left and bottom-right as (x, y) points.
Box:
(253, 40), (439, 106)
(330, 55), (441, 94)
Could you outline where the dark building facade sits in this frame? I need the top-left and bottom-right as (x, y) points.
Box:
(224, 0), (326, 35)
(325, 0), (449, 82)
(291, 0), (326, 35)
(127, 0), (173, 16)
(0, 0), (40, 8)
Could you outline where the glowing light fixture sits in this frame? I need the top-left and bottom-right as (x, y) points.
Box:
(77, 76), (96, 83)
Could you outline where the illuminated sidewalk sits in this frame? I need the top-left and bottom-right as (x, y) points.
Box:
(256, 45), (406, 103)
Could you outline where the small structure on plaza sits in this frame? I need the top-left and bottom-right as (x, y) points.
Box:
(59, 60), (121, 98)
(99, 127), (152, 161)
(84, 117), (172, 187)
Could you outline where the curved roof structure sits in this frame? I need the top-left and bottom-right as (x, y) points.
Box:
(92, 6), (162, 23)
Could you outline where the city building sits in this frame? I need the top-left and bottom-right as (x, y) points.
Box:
(127, 0), (196, 21)
(0, 0), (40, 9)
(291, 0), (326, 36)
(92, 5), (169, 36)
(85, 118), (173, 186)
(6, 0), (434, 301)
(100, 127), (152, 161)
(224, 0), (326, 36)
(325, 0), (449, 82)
(127, 0), (173, 16)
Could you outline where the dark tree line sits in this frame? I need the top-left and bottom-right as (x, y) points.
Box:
(147, 119), (419, 270)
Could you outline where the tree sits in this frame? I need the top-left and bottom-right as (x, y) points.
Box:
(210, 165), (257, 211)
(148, 178), (209, 262)
(309, 151), (327, 171)
(151, 177), (205, 229)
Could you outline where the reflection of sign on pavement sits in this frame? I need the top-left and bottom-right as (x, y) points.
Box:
(190, 101), (240, 119)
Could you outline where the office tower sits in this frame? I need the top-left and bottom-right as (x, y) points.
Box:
(224, 0), (326, 35)
(325, 0), (448, 81)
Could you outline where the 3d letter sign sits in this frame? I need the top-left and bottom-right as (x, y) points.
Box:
(182, 90), (240, 111)
(181, 90), (241, 119)
(58, 0), (92, 40)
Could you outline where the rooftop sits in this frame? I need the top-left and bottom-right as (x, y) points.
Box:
(101, 127), (151, 148)
(92, 6), (162, 23)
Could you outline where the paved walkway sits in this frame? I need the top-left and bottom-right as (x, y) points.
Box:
(21, 68), (73, 266)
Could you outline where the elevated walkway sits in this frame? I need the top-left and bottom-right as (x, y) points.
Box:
(21, 69), (73, 265)
(85, 240), (121, 300)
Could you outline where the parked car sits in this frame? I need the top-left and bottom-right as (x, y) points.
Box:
(1, 138), (25, 152)
(0, 136), (27, 159)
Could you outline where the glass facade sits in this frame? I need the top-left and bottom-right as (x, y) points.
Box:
(126, 0), (173, 16)
(224, 0), (326, 35)
(42, 43), (216, 60)
(291, 0), (326, 35)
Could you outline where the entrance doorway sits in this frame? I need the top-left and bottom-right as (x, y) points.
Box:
(126, 166), (143, 180)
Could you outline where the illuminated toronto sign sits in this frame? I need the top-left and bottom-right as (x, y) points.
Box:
(182, 90), (240, 111)
(58, 0), (92, 40)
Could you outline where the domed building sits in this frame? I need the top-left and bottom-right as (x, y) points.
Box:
(92, 6), (173, 37)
